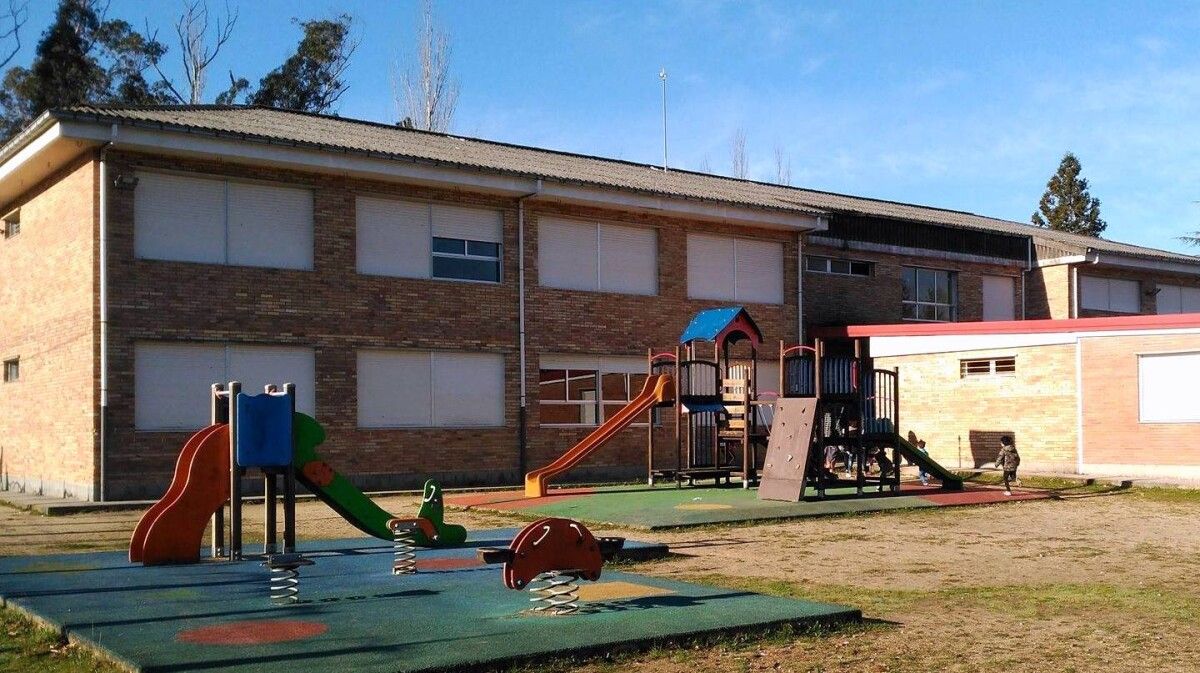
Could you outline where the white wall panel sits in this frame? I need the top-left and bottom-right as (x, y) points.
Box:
(982, 275), (1016, 321)
(1139, 352), (1200, 422)
(735, 239), (784, 304)
(598, 224), (657, 295)
(134, 172), (226, 263)
(227, 346), (316, 415)
(227, 182), (313, 269)
(687, 234), (736, 300)
(356, 197), (431, 278)
(431, 352), (505, 426)
(432, 204), (501, 242)
(539, 217), (598, 291)
(134, 343), (226, 430)
(357, 350), (432, 427)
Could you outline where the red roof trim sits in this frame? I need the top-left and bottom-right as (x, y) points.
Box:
(811, 313), (1200, 339)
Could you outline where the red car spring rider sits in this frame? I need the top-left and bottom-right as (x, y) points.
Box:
(477, 517), (625, 615)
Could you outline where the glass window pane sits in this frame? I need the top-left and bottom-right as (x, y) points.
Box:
(902, 268), (916, 301)
(935, 271), (951, 303)
(539, 369), (568, 402)
(935, 305), (951, 322)
(541, 404), (584, 425)
(432, 237), (465, 254)
(432, 256), (500, 282)
(850, 261), (871, 276)
(805, 256), (826, 272)
(830, 259), (851, 274)
(629, 373), (648, 398)
(920, 304), (937, 321)
(603, 403), (631, 421)
(467, 240), (500, 257)
(904, 303), (919, 320)
(566, 370), (597, 401)
(918, 269), (936, 302)
(600, 373), (628, 402)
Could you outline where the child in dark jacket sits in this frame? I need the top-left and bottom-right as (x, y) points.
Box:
(996, 435), (1021, 496)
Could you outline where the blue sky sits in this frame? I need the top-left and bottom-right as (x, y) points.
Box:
(12, 0), (1200, 253)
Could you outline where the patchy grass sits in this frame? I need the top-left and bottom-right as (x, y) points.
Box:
(0, 607), (125, 673)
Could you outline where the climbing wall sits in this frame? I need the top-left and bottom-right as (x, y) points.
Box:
(757, 398), (819, 502)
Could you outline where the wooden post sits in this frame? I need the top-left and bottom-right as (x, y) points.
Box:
(227, 381), (242, 561)
(209, 384), (226, 559)
(283, 382), (297, 554)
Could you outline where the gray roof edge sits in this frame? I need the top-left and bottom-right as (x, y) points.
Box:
(47, 107), (831, 221)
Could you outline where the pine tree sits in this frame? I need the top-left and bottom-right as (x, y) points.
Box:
(0, 0), (170, 141)
(1031, 152), (1106, 237)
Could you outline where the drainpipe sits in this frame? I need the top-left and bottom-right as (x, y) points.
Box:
(1071, 249), (1101, 318)
(98, 125), (116, 501)
(515, 179), (542, 480)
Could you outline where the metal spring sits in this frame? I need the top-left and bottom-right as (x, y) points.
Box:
(528, 571), (580, 615)
(392, 527), (416, 575)
(270, 565), (300, 605)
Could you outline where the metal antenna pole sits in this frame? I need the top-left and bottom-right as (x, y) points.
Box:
(659, 68), (668, 171)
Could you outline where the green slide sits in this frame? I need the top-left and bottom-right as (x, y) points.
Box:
(894, 435), (964, 490)
(291, 413), (466, 546)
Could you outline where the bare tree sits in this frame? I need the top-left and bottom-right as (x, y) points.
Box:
(729, 128), (748, 179)
(773, 143), (792, 186)
(153, 0), (238, 104)
(0, 0), (28, 71)
(697, 154), (712, 173)
(396, 0), (458, 132)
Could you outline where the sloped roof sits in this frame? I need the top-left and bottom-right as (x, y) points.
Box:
(680, 307), (763, 347)
(6, 104), (1198, 266)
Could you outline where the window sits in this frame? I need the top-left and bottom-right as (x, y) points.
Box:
(3, 358), (18, 382)
(1155, 284), (1200, 315)
(902, 267), (957, 321)
(357, 350), (504, 428)
(539, 355), (648, 426)
(804, 255), (871, 277)
(134, 172), (313, 269)
(356, 197), (502, 283)
(538, 217), (657, 295)
(1080, 276), (1140, 313)
(3, 209), (19, 239)
(982, 275), (1016, 321)
(687, 234), (784, 304)
(134, 343), (316, 430)
(960, 357), (1016, 378)
(1139, 352), (1200, 423)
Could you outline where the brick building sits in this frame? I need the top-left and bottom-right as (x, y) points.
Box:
(815, 315), (1200, 480)
(1, 105), (1197, 500)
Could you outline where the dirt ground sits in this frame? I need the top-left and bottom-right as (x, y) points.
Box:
(3, 485), (1199, 673)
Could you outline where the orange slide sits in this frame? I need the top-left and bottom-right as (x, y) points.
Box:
(129, 424), (230, 565)
(525, 374), (673, 498)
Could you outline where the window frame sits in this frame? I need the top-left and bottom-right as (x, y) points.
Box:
(3, 209), (19, 239)
(902, 266), (958, 322)
(804, 255), (872, 277)
(3, 357), (18, 382)
(959, 357), (1016, 378)
(538, 363), (651, 428)
(431, 236), (502, 283)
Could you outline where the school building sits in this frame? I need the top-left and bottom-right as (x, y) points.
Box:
(815, 314), (1200, 480)
(1, 105), (1198, 500)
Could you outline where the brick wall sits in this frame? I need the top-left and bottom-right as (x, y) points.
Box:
(874, 344), (1078, 472)
(1025, 264), (1071, 319)
(0, 154), (98, 498)
(99, 152), (802, 498)
(1079, 333), (1200, 478)
(802, 242), (1023, 329)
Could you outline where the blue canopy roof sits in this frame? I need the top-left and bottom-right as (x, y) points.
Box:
(679, 307), (763, 347)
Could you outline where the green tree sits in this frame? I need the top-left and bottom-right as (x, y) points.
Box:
(0, 0), (170, 141)
(217, 15), (354, 113)
(1031, 152), (1107, 237)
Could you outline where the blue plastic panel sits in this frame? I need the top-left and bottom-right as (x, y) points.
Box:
(235, 392), (293, 468)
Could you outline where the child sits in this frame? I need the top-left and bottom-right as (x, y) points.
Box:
(916, 439), (930, 486)
(995, 435), (1021, 496)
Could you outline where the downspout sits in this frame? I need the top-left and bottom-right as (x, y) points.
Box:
(515, 179), (542, 481)
(98, 125), (116, 501)
(1071, 249), (1101, 318)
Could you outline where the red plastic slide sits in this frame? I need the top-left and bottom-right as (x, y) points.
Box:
(130, 424), (230, 565)
(524, 374), (673, 498)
